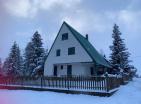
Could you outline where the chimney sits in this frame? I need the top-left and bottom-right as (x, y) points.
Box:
(85, 34), (89, 40)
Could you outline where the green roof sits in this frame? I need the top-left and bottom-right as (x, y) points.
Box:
(64, 22), (111, 68)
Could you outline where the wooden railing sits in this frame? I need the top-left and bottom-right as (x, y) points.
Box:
(0, 75), (129, 92)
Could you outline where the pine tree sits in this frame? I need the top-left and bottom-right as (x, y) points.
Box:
(24, 42), (36, 76)
(24, 31), (45, 76)
(43, 49), (48, 65)
(19, 55), (24, 76)
(7, 42), (22, 76)
(40, 48), (48, 76)
(0, 58), (3, 76)
(32, 31), (45, 67)
(110, 24), (131, 73)
(2, 58), (10, 76)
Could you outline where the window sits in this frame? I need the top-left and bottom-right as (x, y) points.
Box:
(56, 49), (60, 56)
(90, 67), (94, 76)
(97, 68), (104, 75)
(61, 65), (63, 70)
(68, 47), (75, 55)
(62, 33), (68, 40)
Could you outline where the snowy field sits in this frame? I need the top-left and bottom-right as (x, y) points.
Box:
(0, 78), (141, 104)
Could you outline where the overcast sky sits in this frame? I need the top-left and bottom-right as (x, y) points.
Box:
(0, 0), (141, 74)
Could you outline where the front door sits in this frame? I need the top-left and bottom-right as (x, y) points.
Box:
(54, 66), (57, 76)
(67, 65), (72, 76)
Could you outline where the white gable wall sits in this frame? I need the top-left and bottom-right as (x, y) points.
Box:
(44, 24), (93, 76)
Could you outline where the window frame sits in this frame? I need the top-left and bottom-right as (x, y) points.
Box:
(61, 65), (63, 70)
(68, 47), (75, 55)
(56, 49), (61, 56)
(62, 33), (68, 40)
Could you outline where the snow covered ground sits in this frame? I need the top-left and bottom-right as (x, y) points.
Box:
(0, 78), (141, 104)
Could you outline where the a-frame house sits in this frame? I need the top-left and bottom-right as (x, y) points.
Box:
(44, 22), (112, 76)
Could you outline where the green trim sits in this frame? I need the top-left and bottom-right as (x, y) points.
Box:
(68, 26), (97, 64)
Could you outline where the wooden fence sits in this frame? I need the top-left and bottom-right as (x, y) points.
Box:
(0, 76), (124, 93)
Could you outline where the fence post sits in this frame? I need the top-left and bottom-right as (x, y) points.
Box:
(21, 77), (23, 86)
(67, 76), (69, 90)
(41, 76), (43, 88)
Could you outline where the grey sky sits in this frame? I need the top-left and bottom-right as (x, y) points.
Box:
(0, 0), (141, 74)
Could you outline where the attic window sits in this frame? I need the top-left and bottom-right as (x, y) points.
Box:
(68, 47), (75, 55)
(62, 33), (68, 40)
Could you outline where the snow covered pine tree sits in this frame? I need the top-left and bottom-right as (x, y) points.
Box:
(7, 42), (22, 76)
(24, 31), (45, 77)
(2, 58), (10, 76)
(24, 42), (35, 76)
(109, 24), (132, 74)
(0, 58), (3, 76)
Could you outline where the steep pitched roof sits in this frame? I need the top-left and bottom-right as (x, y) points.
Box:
(64, 22), (111, 68)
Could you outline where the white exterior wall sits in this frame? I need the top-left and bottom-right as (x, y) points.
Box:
(56, 63), (94, 76)
(44, 23), (93, 76)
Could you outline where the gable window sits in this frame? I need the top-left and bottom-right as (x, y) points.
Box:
(62, 33), (68, 40)
(68, 47), (75, 55)
(56, 49), (60, 56)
